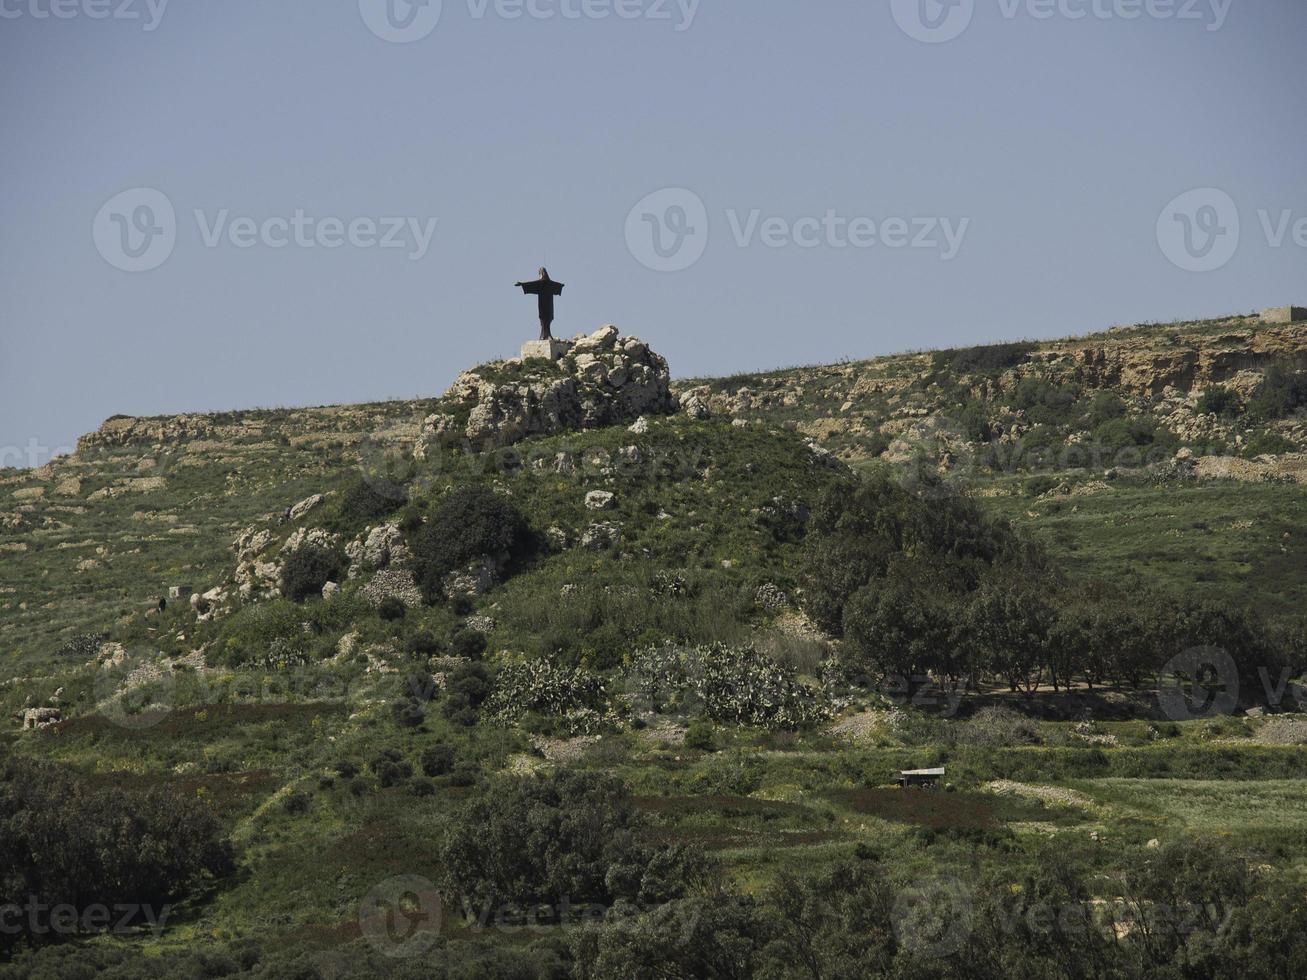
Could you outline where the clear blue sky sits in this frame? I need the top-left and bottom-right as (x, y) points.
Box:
(2, 0), (1304, 462)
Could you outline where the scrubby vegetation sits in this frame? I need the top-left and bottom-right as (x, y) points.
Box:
(3, 315), (1307, 976)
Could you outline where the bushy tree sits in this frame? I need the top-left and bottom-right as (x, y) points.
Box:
(1247, 364), (1307, 421)
(411, 486), (532, 602)
(440, 769), (705, 912)
(842, 574), (956, 683)
(963, 582), (1055, 692)
(420, 743), (457, 777)
(0, 753), (233, 954)
(279, 545), (342, 603)
(336, 473), (407, 528)
(442, 661), (494, 727)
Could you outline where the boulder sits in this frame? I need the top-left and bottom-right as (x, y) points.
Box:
(288, 493), (326, 522)
(361, 569), (424, 608)
(233, 526), (275, 562)
(466, 615), (496, 634)
(585, 490), (616, 511)
(581, 522), (622, 551)
(345, 524), (411, 578)
(442, 557), (497, 602)
(679, 390), (710, 420)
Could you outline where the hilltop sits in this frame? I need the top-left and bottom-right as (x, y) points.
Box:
(3, 311), (1307, 977)
(3, 310), (1306, 668)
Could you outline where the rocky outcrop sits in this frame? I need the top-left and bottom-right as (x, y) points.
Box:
(416, 326), (673, 452)
(580, 522), (622, 551)
(361, 568), (424, 608)
(1007, 324), (1307, 397)
(442, 558), (497, 602)
(345, 524), (411, 579)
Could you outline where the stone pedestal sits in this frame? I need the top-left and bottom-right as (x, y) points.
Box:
(521, 339), (573, 361)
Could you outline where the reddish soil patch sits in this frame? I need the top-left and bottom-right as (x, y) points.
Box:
(832, 788), (997, 830)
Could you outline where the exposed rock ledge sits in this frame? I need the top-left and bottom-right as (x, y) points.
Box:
(416, 325), (673, 452)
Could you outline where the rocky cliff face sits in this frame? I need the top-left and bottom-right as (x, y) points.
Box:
(1007, 323), (1307, 397)
(416, 325), (673, 453)
(672, 315), (1307, 466)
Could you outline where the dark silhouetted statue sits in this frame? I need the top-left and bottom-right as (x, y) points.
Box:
(515, 268), (565, 340)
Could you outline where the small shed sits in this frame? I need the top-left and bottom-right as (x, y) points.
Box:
(898, 767), (944, 789)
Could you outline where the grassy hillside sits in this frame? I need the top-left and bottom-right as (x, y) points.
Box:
(2, 313), (1306, 977)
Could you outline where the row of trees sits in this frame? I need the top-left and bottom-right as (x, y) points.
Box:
(8, 778), (1302, 979)
(803, 475), (1299, 699)
(0, 751), (233, 956)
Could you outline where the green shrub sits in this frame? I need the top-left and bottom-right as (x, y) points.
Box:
(1197, 385), (1242, 417)
(1084, 390), (1127, 426)
(421, 743), (457, 777)
(684, 718), (715, 751)
(442, 662), (494, 727)
(0, 753), (234, 955)
(377, 596), (407, 621)
(369, 751), (413, 787)
(392, 698), (425, 728)
(1243, 432), (1295, 457)
(933, 341), (1036, 375)
(412, 486), (532, 602)
(279, 545), (342, 603)
(336, 473), (407, 528)
(1024, 475), (1058, 497)
(451, 628), (488, 660)
(408, 630), (444, 656)
(440, 769), (705, 911)
(1247, 364), (1307, 420)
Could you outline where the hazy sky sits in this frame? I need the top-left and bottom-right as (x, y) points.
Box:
(2, 0), (1305, 464)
